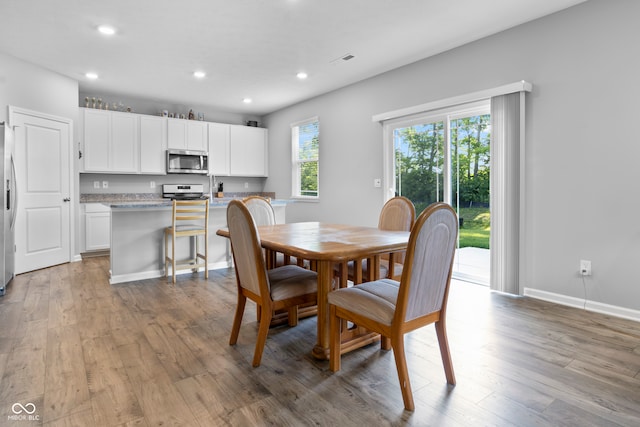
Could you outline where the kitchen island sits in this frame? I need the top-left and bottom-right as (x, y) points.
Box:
(107, 198), (286, 284)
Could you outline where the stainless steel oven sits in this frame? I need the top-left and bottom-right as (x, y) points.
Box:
(162, 184), (207, 200)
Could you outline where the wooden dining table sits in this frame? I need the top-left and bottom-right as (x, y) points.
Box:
(217, 222), (410, 360)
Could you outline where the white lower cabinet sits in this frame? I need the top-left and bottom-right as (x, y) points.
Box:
(84, 204), (111, 252)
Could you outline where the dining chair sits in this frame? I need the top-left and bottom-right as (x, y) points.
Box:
(337, 196), (415, 286)
(328, 202), (458, 411)
(164, 198), (209, 284)
(227, 199), (318, 367)
(243, 195), (308, 268)
(243, 195), (275, 227)
(242, 195), (316, 325)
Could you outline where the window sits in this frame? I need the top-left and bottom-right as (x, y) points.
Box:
(291, 118), (319, 199)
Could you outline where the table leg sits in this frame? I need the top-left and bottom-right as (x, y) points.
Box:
(312, 259), (333, 360)
(312, 257), (383, 360)
(371, 254), (380, 280)
(353, 259), (363, 284)
(337, 254), (382, 355)
(264, 249), (276, 269)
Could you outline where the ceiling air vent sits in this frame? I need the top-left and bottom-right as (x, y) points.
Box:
(330, 53), (356, 65)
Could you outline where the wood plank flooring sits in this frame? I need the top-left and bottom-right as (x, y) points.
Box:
(1, 256), (639, 426)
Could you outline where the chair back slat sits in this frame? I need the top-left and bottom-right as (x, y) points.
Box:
(172, 200), (209, 228)
(397, 203), (458, 322)
(227, 200), (269, 297)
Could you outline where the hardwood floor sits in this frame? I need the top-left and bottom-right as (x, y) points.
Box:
(1, 256), (639, 426)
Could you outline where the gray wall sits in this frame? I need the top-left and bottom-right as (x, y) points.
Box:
(263, 0), (640, 312)
(0, 52), (79, 124)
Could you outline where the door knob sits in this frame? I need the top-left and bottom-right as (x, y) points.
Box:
(63, 198), (71, 202)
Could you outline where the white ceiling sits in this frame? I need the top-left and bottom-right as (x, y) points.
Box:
(0, 0), (587, 116)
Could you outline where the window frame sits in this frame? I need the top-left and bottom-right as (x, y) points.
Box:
(291, 117), (320, 200)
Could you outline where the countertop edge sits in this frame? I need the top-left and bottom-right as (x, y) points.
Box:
(107, 199), (291, 209)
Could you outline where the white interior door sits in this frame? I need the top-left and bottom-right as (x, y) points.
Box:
(12, 110), (71, 274)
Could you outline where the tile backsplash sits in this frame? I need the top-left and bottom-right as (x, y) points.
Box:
(79, 174), (267, 196)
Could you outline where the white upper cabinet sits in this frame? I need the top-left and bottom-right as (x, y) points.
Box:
(83, 109), (110, 171)
(187, 121), (208, 151)
(208, 122), (230, 176)
(81, 108), (267, 176)
(110, 113), (138, 172)
(167, 118), (208, 151)
(140, 115), (167, 174)
(83, 108), (138, 173)
(229, 125), (268, 177)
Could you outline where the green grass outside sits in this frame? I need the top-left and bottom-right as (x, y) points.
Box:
(457, 206), (490, 249)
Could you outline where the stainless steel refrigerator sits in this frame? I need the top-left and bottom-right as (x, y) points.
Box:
(1, 122), (16, 295)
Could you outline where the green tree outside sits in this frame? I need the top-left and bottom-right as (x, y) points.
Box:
(395, 114), (490, 248)
(298, 121), (319, 197)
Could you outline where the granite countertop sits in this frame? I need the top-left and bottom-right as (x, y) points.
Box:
(80, 192), (288, 209)
(80, 193), (164, 204)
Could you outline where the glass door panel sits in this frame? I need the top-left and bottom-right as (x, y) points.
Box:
(390, 105), (490, 285)
(393, 121), (445, 214)
(450, 113), (491, 285)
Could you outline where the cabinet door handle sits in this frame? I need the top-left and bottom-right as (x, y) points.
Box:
(63, 198), (71, 202)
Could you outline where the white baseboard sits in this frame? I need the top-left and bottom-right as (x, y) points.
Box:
(109, 261), (230, 285)
(523, 287), (640, 323)
(110, 269), (166, 285)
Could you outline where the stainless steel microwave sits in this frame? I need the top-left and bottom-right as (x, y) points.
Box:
(166, 149), (209, 174)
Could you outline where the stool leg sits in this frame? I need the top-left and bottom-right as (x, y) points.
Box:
(194, 235), (199, 272)
(172, 233), (176, 284)
(204, 232), (209, 279)
(164, 230), (169, 280)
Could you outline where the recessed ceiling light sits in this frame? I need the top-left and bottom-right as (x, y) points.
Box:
(193, 70), (206, 79)
(243, 98), (252, 104)
(296, 72), (308, 80)
(85, 72), (99, 80)
(97, 25), (116, 36)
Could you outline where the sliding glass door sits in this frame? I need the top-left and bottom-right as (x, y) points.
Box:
(386, 101), (491, 284)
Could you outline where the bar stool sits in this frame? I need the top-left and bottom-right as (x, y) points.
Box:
(164, 199), (209, 284)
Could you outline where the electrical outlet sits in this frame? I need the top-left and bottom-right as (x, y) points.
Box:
(580, 260), (592, 276)
(244, 182), (249, 189)
(374, 178), (382, 188)
(102, 181), (108, 189)
(150, 181), (156, 189)
(93, 181), (100, 189)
